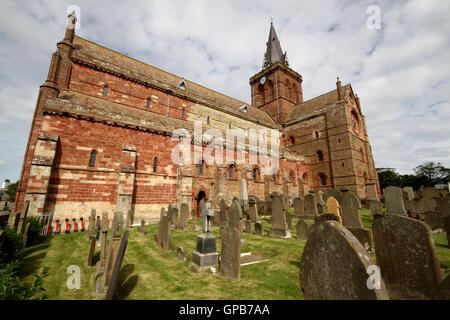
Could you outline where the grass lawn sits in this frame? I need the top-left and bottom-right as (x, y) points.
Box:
(18, 211), (450, 300)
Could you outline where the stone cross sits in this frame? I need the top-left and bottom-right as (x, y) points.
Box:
(200, 200), (214, 234)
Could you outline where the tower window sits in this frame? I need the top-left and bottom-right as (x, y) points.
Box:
(89, 150), (96, 168)
(146, 99), (151, 109)
(207, 116), (210, 125)
(153, 157), (158, 172)
(319, 173), (327, 186)
(102, 86), (109, 97)
(252, 167), (260, 182)
(182, 109), (185, 119)
(289, 136), (295, 145)
(228, 164), (236, 179)
(198, 160), (205, 176)
(315, 131), (320, 139)
(317, 150), (324, 162)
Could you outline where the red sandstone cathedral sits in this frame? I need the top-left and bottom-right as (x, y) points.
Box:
(14, 13), (379, 224)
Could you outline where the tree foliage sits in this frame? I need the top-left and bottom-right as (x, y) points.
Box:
(5, 181), (18, 202)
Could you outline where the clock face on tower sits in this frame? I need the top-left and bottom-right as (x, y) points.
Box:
(350, 110), (360, 134)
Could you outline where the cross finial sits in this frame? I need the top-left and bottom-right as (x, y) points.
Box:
(270, 16), (274, 24)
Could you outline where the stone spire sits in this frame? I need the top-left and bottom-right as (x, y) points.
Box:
(262, 21), (289, 69)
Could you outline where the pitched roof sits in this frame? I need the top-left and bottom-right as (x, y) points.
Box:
(286, 84), (350, 123)
(71, 36), (278, 128)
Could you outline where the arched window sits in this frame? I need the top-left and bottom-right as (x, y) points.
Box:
(102, 86), (108, 97)
(318, 173), (327, 186)
(153, 157), (158, 172)
(181, 109), (185, 119)
(89, 150), (96, 167)
(228, 164), (236, 179)
(252, 167), (260, 182)
(146, 99), (151, 109)
(207, 116), (210, 125)
(317, 150), (324, 162)
(289, 136), (295, 145)
(314, 131), (320, 139)
(198, 160), (205, 176)
(289, 171), (296, 185)
(302, 172), (308, 183)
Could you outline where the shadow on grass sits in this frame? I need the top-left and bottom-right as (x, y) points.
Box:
(115, 264), (138, 300)
(20, 252), (48, 277)
(289, 260), (301, 268)
(92, 251), (101, 266)
(24, 243), (51, 256)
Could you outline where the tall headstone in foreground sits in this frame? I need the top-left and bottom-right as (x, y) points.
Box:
(156, 213), (172, 251)
(383, 186), (407, 215)
(304, 194), (318, 219)
(16, 201), (30, 234)
(372, 215), (442, 299)
(220, 225), (241, 281)
(269, 192), (291, 239)
(99, 212), (109, 269)
(104, 212), (123, 285)
(189, 200), (219, 273)
(176, 203), (189, 231)
(300, 221), (389, 300)
(105, 230), (129, 300)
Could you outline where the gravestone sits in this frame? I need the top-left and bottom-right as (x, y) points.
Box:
(87, 234), (97, 267)
(244, 219), (252, 234)
(212, 211), (220, 226)
(88, 209), (96, 239)
(341, 191), (363, 228)
(16, 201), (29, 234)
(190, 200), (219, 273)
(265, 197), (272, 216)
(299, 221), (389, 300)
(168, 204), (178, 226)
(219, 199), (228, 226)
(240, 179), (249, 218)
(176, 203), (189, 231)
(248, 199), (259, 223)
(304, 194), (318, 219)
(424, 212), (444, 230)
(434, 275), (450, 300)
(105, 230), (129, 300)
(366, 182), (379, 200)
(326, 196), (342, 223)
(372, 215), (442, 299)
(177, 247), (187, 262)
(368, 200), (383, 216)
(99, 212), (109, 269)
(436, 199), (450, 246)
(269, 192), (291, 239)
(317, 203), (323, 214)
(285, 211), (292, 229)
(156, 213), (172, 251)
(314, 214), (340, 225)
(254, 222), (263, 236)
(138, 220), (146, 235)
(104, 212), (124, 285)
(296, 220), (309, 240)
(229, 198), (242, 231)
(220, 226), (241, 281)
(383, 186), (406, 215)
(324, 188), (343, 205)
(293, 197), (304, 218)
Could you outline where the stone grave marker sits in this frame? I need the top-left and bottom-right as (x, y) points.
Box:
(99, 212), (109, 269)
(304, 194), (318, 218)
(229, 198), (242, 231)
(220, 225), (241, 281)
(300, 221), (389, 300)
(219, 199), (228, 226)
(326, 196), (342, 223)
(105, 230), (129, 300)
(436, 199), (450, 246)
(88, 209), (96, 238)
(177, 247), (186, 261)
(269, 192), (291, 239)
(368, 200), (383, 216)
(424, 212), (443, 230)
(156, 213), (172, 251)
(176, 203), (189, 231)
(87, 234), (97, 267)
(244, 219), (252, 234)
(383, 186), (406, 215)
(296, 220), (309, 240)
(372, 215), (442, 299)
(293, 197), (304, 218)
(254, 222), (263, 236)
(341, 191), (363, 228)
(434, 275), (450, 300)
(104, 212), (124, 285)
(248, 199), (259, 223)
(21, 222), (31, 257)
(138, 220), (146, 235)
(323, 188), (343, 205)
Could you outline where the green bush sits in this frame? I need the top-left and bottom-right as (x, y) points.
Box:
(25, 216), (45, 247)
(0, 227), (23, 264)
(0, 260), (49, 300)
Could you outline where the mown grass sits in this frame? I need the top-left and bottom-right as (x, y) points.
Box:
(17, 211), (450, 300)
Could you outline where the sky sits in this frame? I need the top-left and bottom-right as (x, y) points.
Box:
(0, 0), (449, 183)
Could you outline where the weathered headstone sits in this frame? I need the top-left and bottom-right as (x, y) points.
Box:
(368, 200), (383, 216)
(248, 199), (259, 223)
(87, 235), (97, 267)
(296, 220), (309, 240)
(16, 201), (29, 234)
(304, 194), (318, 218)
(244, 219), (252, 234)
(168, 204), (178, 226)
(366, 182), (379, 200)
(323, 188), (343, 205)
(383, 186), (407, 215)
(104, 212), (124, 285)
(317, 203), (323, 214)
(434, 275), (450, 300)
(254, 222), (263, 236)
(372, 215), (442, 299)
(341, 191), (363, 228)
(229, 198), (242, 231)
(177, 246), (187, 262)
(212, 211), (220, 226)
(220, 226), (241, 281)
(314, 214), (340, 225)
(424, 212), (444, 230)
(326, 196), (342, 223)
(138, 219), (146, 235)
(21, 222), (31, 257)
(219, 199), (228, 226)
(105, 230), (129, 300)
(299, 221), (389, 300)
(156, 213), (172, 251)
(98, 212), (109, 269)
(88, 209), (96, 238)
(176, 203), (189, 231)
(269, 192), (291, 239)
(293, 197), (304, 218)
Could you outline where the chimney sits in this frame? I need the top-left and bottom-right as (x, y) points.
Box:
(336, 77), (342, 101)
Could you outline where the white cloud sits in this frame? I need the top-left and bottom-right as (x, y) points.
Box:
(0, 0), (449, 182)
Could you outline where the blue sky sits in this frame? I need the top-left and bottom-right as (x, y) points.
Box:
(0, 0), (449, 183)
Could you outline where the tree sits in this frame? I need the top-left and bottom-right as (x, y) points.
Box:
(5, 181), (18, 202)
(413, 162), (450, 187)
(376, 168), (400, 191)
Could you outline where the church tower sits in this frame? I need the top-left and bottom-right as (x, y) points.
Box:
(249, 22), (303, 124)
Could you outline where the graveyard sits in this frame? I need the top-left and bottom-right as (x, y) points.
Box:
(11, 201), (450, 300)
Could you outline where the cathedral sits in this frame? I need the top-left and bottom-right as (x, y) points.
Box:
(14, 13), (379, 225)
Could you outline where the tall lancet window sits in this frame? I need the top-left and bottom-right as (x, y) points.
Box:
(153, 157), (158, 172)
(102, 86), (109, 97)
(89, 150), (96, 167)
